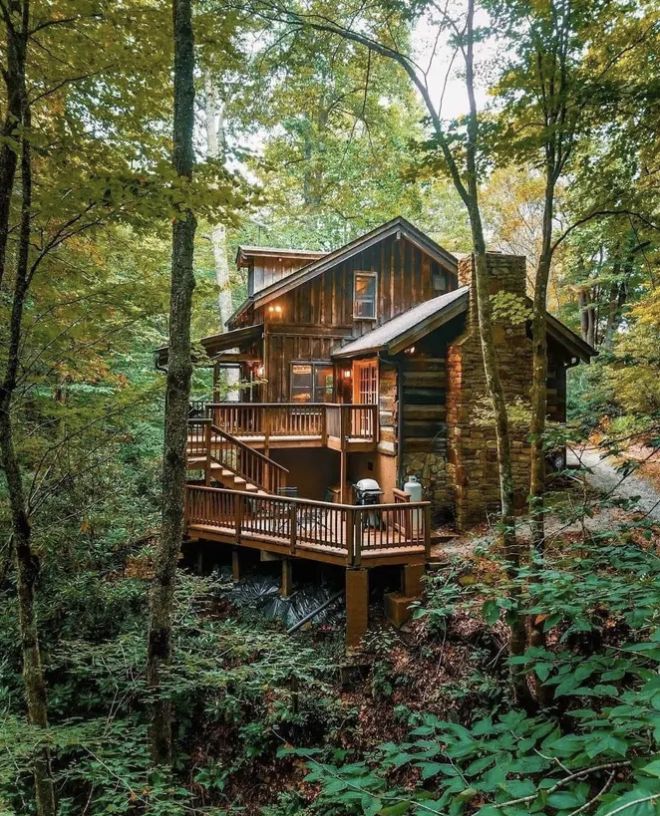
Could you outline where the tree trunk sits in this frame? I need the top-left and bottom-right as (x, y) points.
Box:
(203, 72), (238, 400)
(0, 5), (57, 811)
(147, 0), (196, 766)
(528, 175), (553, 553)
(0, 0), (25, 292)
(462, 1), (533, 711)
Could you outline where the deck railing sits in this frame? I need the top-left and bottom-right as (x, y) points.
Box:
(201, 402), (378, 449)
(187, 418), (289, 494)
(185, 485), (431, 565)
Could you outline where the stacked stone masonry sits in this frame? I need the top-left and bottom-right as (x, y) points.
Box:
(446, 253), (533, 528)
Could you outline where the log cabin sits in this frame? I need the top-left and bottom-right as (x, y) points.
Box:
(156, 216), (595, 646)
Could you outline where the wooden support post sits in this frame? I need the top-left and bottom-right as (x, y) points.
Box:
(289, 502), (297, 555)
(196, 548), (204, 575)
(345, 567), (368, 650)
(345, 507), (355, 566)
(424, 504), (432, 559)
(212, 363), (220, 402)
(204, 421), (212, 485)
(235, 492), (243, 544)
(231, 547), (241, 582)
(263, 407), (270, 458)
(280, 558), (293, 598)
(340, 449), (347, 504)
(321, 405), (328, 447)
(401, 563), (425, 597)
(353, 508), (362, 567)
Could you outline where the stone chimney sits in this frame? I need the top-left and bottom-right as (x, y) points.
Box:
(446, 253), (532, 528)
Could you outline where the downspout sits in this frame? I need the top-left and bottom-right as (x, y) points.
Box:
(378, 350), (404, 489)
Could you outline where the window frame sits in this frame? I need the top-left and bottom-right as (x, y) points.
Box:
(289, 360), (335, 403)
(353, 271), (378, 320)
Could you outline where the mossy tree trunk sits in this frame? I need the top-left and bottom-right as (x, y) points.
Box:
(0, 4), (57, 809)
(146, 0), (197, 766)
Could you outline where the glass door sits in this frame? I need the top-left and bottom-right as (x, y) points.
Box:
(352, 359), (378, 436)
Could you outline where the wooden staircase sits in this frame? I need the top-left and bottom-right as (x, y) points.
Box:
(187, 417), (289, 495)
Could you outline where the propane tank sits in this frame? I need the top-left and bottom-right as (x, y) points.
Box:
(403, 475), (423, 536)
(403, 475), (422, 502)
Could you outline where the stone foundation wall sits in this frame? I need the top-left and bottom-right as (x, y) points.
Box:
(401, 449), (452, 521)
(447, 253), (533, 528)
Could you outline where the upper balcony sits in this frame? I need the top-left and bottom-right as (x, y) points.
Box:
(190, 401), (379, 453)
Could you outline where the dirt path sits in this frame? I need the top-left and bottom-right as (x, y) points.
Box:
(568, 446), (660, 522)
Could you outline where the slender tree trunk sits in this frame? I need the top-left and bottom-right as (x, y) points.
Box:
(0, 0), (25, 292)
(147, 0), (196, 766)
(528, 176), (554, 552)
(462, 1), (533, 710)
(1, 124), (57, 816)
(0, 5), (57, 811)
(203, 72), (238, 400)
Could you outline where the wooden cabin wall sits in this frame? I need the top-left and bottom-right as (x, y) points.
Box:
(254, 236), (455, 402)
(397, 318), (462, 517)
(248, 256), (312, 296)
(263, 329), (350, 402)
(271, 235), (455, 334)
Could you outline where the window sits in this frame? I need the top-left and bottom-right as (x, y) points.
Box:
(353, 272), (377, 319)
(290, 363), (334, 403)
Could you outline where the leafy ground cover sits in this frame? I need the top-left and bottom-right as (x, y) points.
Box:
(2, 472), (658, 816)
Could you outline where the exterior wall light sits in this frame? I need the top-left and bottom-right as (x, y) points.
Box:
(343, 368), (352, 379)
(256, 365), (265, 378)
(404, 345), (416, 355)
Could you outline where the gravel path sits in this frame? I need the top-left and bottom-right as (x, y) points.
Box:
(431, 446), (660, 560)
(568, 447), (660, 522)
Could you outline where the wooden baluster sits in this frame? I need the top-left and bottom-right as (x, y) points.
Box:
(424, 504), (431, 557)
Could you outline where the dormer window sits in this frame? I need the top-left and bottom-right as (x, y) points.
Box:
(353, 272), (377, 320)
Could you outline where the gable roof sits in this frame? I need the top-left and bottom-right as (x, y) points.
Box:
(233, 217), (457, 313)
(332, 288), (596, 362)
(333, 287), (469, 358)
(236, 246), (326, 267)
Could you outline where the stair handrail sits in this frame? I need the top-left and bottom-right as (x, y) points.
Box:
(209, 423), (289, 476)
(188, 417), (289, 493)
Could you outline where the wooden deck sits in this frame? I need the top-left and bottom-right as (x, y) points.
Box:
(186, 485), (431, 567)
(191, 402), (379, 452)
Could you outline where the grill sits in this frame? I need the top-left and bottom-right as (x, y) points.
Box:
(354, 478), (384, 529)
